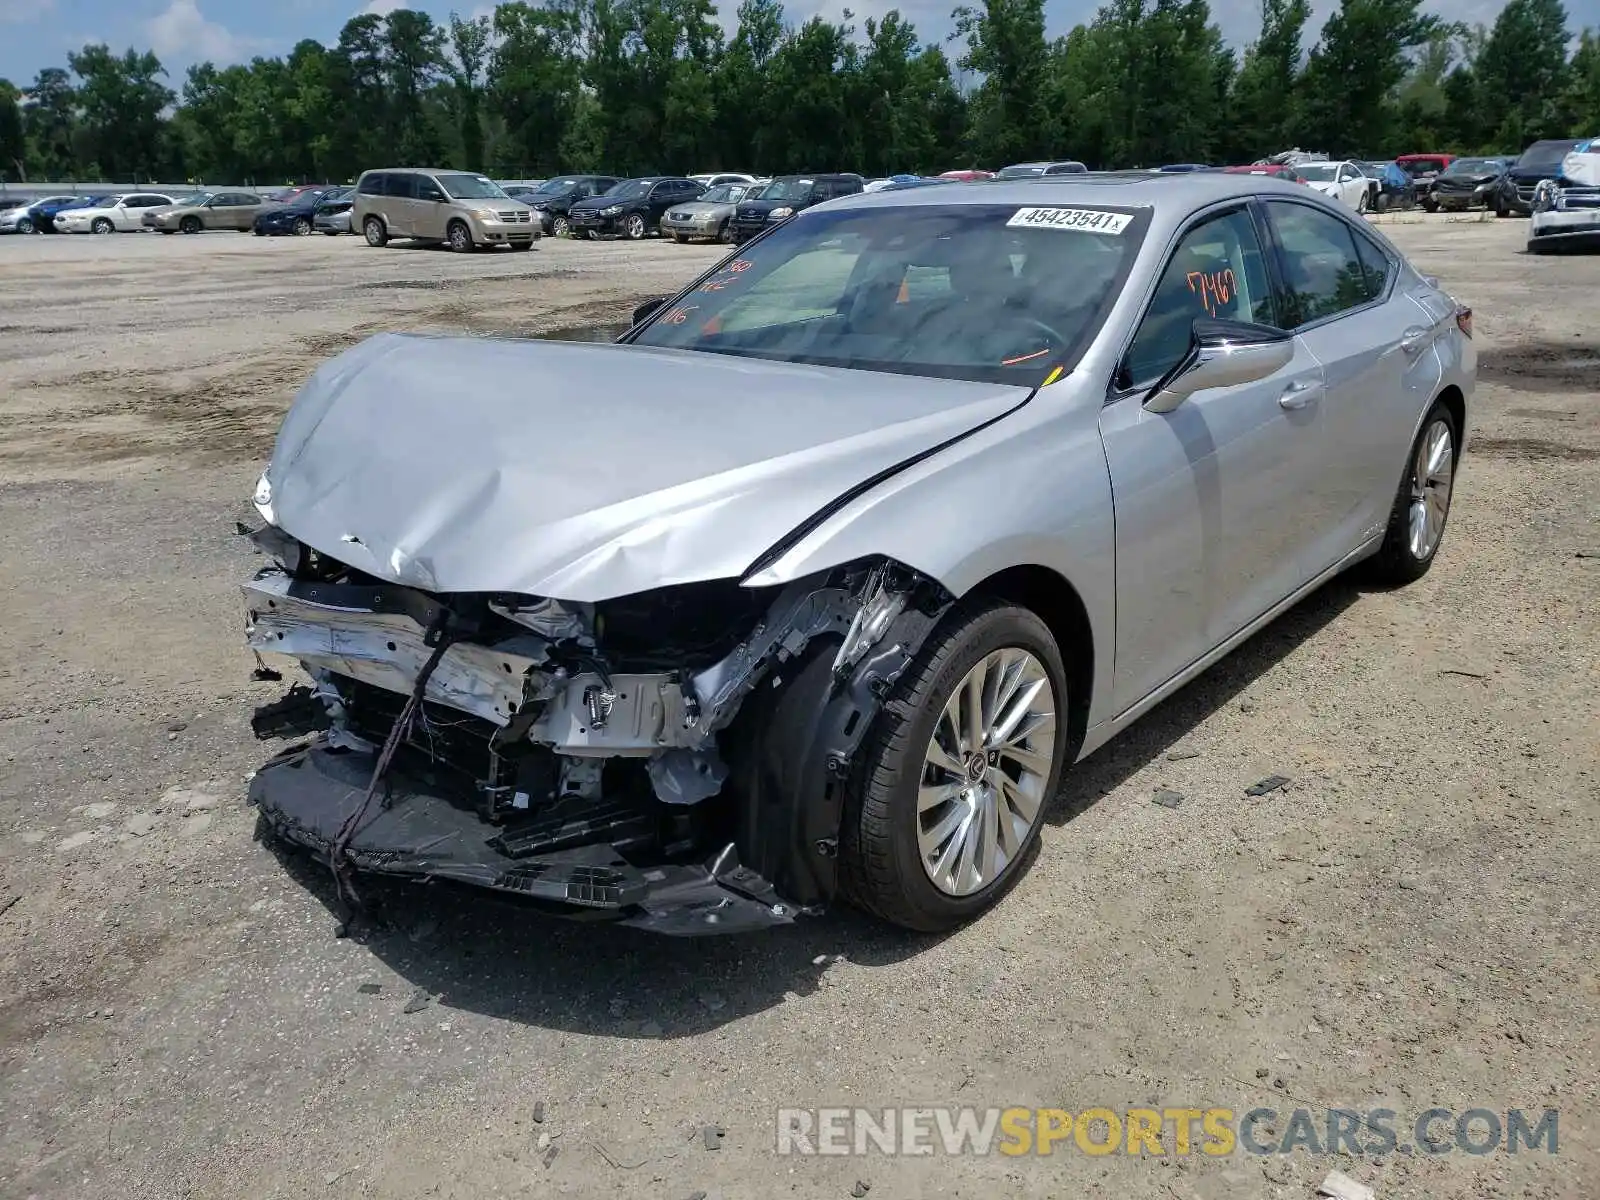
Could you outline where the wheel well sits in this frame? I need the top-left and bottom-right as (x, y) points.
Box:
(968, 565), (1093, 758)
(1435, 385), (1466, 455)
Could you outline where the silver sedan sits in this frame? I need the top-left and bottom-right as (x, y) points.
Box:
(242, 174), (1474, 934)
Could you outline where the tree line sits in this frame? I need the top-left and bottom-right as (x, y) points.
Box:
(1, 0), (1596, 186)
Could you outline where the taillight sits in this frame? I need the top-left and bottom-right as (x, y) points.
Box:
(1455, 305), (1473, 338)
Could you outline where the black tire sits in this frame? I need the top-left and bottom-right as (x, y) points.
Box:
(1496, 202), (1510, 218)
(551, 215), (570, 238)
(91, 217), (114, 235)
(292, 217), (311, 236)
(717, 220), (733, 244)
(672, 232), (687, 244)
(447, 220), (474, 253)
(180, 216), (201, 234)
(1422, 197), (1438, 214)
(838, 600), (1070, 932)
(625, 212), (646, 240)
(1356, 190), (1369, 215)
(323, 230), (339, 236)
(512, 240), (533, 251)
(1376, 192), (1390, 213)
(1363, 400), (1460, 586)
(16, 216), (34, 234)
(363, 216), (387, 247)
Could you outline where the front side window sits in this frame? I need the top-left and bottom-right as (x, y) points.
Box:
(631, 203), (1147, 385)
(1265, 201), (1371, 327)
(1122, 207), (1276, 386)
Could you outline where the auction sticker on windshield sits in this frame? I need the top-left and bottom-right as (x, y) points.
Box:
(1007, 207), (1133, 234)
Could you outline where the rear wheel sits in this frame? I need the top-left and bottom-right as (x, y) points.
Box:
(1363, 401), (1459, 585)
(92, 217), (114, 235)
(363, 216), (387, 247)
(839, 600), (1068, 932)
(1356, 190), (1370, 215)
(179, 216), (201, 234)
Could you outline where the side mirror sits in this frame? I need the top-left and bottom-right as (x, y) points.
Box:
(1145, 318), (1294, 414)
(632, 297), (668, 326)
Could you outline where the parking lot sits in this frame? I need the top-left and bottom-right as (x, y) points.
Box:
(0, 219), (1596, 1199)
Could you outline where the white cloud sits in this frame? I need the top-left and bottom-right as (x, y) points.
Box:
(0, 0), (53, 24)
(145, 0), (253, 63)
(359, 0), (407, 14)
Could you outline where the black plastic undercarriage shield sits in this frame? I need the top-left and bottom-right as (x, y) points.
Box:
(250, 740), (795, 935)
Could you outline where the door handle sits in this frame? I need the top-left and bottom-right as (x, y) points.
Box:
(1399, 325), (1433, 356)
(1278, 380), (1322, 410)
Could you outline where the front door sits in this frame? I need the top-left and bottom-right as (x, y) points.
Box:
(1261, 199), (1443, 571)
(1099, 203), (1329, 712)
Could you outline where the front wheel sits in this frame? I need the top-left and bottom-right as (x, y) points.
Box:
(180, 216), (201, 234)
(551, 215), (569, 238)
(625, 213), (646, 240)
(92, 218), (114, 235)
(671, 232), (687, 244)
(16, 216), (34, 234)
(1363, 401), (1459, 586)
(292, 217), (311, 236)
(839, 600), (1068, 932)
(363, 217), (387, 247)
(447, 220), (474, 253)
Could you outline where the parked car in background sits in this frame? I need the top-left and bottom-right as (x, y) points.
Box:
(662, 181), (760, 243)
(243, 172), (1474, 935)
(1355, 161), (1414, 211)
(3, 194), (98, 234)
(54, 192), (179, 233)
(266, 184), (332, 205)
(313, 187), (356, 235)
(1495, 138), (1590, 216)
(568, 177), (705, 240)
(1155, 163), (1211, 172)
(879, 177), (957, 191)
(254, 189), (338, 236)
(1222, 164), (1309, 185)
(0, 197), (31, 233)
(1528, 138), (1600, 253)
(145, 191), (269, 233)
(938, 169), (995, 181)
(1429, 157), (1511, 214)
(1294, 160), (1373, 212)
(353, 168), (538, 251)
(1395, 154), (1454, 211)
(996, 161), (1089, 179)
(729, 173), (864, 242)
(523, 175), (621, 237)
(33, 194), (113, 232)
(689, 172), (756, 187)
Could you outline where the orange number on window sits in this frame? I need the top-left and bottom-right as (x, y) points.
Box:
(663, 305), (697, 324)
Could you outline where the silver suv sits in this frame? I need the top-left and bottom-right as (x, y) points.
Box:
(352, 168), (538, 252)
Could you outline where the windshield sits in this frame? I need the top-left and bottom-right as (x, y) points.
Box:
(997, 165), (1045, 179)
(1398, 158), (1447, 176)
(1444, 158), (1502, 176)
(1517, 140), (1579, 168)
(1297, 164), (1339, 181)
(603, 179), (654, 200)
(437, 173), (508, 200)
(537, 177), (586, 194)
(759, 179), (816, 202)
(631, 203), (1147, 386)
(699, 184), (740, 203)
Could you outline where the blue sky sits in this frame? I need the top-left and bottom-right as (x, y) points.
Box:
(1, 0), (1592, 91)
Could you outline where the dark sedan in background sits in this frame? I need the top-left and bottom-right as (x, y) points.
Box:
(729, 173), (865, 242)
(1495, 139), (1589, 216)
(526, 175), (621, 237)
(567, 177), (704, 239)
(253, 188), (338, 236)
(1430, 157), (1511, 213)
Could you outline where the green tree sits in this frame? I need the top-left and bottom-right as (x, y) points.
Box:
(954, 0), (1052, 165)
(383, 11), (448, 165)
(448, 13), (492, 170)
(0, 79), (24, 180)
(1299, 0), (1438, 156)
(1475, 0), (1571, 146)
(1228, 0), (1311, 160)
(67, 45), (174, 180)
(1566, 30), (1600, 135)
(488, 0), (585, 174)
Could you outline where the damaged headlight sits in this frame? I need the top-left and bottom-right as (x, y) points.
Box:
(769, 207), (794, 219)
(600, 205), (624, 216)
(252, 470), (275, 526)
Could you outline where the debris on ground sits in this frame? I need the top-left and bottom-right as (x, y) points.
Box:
(591, 1140), (649, 1169)
(0, 893), (20, 918)
(1316, 1169), (1376, 1200)
(852, 1182), (871, 1197)
(125, 812), (160, 837)
(1166, 748), (1201, 760)
(532, 1100), (546, 1124)
(357, 983), (381, 995)
(541, 1143), (559, 1168)
(702, 1124), (725, 1150)
(1152, 788), (1184, 809)
(1440, 668), (1488, 679)
(401, 987), (432, 1014)
(1245, 775), (1291, 797)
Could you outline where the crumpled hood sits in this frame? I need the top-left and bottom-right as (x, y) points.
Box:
(263, 333), (1028, 601)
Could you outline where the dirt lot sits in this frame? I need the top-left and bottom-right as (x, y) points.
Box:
(0, 220), (1596, 1200)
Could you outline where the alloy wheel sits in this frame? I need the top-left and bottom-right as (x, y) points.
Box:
(916, 648), (1057, 897)
(552, 216), (569, 237)
(627, 213), (645, 240)
(293, 217), (311, 236)
(92, 218), (114, 234)
(1407, 418), (1454, 560)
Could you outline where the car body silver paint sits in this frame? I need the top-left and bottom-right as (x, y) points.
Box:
(263, 332), (1029, 601)
(261, 172), (1472, 762)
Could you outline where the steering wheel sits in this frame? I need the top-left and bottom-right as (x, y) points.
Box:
(989, 313), (1067, 365)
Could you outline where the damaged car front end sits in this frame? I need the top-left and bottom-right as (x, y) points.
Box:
(244, 537), (950, 933)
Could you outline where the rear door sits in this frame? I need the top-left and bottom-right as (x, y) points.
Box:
(120, 194), (170, 229)
(382, 174), (417, 236)
(412, 175), (448, 240)
(1260, 198), (1442, 571)
(1100, 203), (1329, 710)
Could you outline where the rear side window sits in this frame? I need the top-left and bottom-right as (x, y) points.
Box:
(1264, 201), (1371, 327)
(1351, 231), (1393, 301)
(386, 175), (418, 199)
(358, 173), (385, 196)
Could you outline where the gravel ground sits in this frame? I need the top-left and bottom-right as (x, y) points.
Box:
(0, 220), (1596, 1200)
